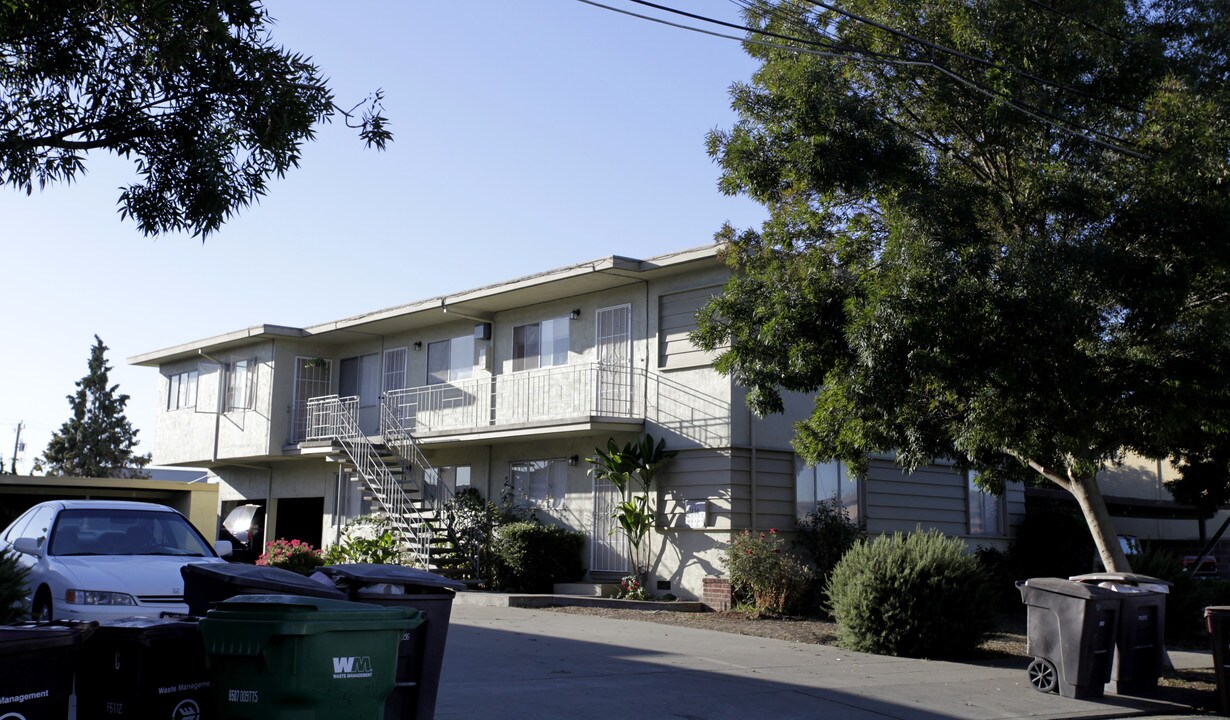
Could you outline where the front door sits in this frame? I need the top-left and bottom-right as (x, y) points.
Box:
(595, 304), (632, 416)
(292, 357), (331, 442)
(591, 476), (631, 574)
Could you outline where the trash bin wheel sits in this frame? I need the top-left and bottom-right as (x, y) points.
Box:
(1027, 657), (1058, 693)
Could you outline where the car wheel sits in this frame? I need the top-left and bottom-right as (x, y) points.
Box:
(32, 589), (52, 623)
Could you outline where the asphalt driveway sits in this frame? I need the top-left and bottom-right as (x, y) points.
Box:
(437, 602), (1211, 720)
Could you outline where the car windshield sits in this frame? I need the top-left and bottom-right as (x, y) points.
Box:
(49, 508), (215, 558)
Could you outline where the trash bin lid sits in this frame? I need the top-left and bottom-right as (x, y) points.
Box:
(315, 563), (466, 592)
(94, 616), (199, 641)
(1069, 572), (1173, 589)
(1022, 577), (1120, 599)
(182, 562), (346, 599)
(0, 622), (95, 653)
(206, 593), (421, 623)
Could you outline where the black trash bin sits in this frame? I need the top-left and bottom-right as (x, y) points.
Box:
(314, 564), (466, 720)
(182, 562), (345, 615)
(1018, 577), (1121, 699)
(0, 621), (95, 720)
(76, 617), (212, 719)
(1070, 572), (1170, 695)
(1206, 606), (1230, 714)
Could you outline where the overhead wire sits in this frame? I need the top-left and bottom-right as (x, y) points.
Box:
(573, 0), (1148, 158)
(797, 0), (1142, 114)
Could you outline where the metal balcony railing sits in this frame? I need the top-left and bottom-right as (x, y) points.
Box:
(382, 362), (645, 435)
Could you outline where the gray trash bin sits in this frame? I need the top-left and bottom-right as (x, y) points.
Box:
(1018, 577), (1121, 699)
(314, 564), (466, 720)
(182, 562), (346, 615)
(1070, 572), (1170, 695)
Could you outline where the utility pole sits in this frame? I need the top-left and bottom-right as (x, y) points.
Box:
(10, 421), (24, 475)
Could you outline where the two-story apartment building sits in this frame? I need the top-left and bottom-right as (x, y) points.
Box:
(130, 244), (1022, 599)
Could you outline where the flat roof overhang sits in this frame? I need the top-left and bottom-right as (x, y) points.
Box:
(130, 245), (722, 367)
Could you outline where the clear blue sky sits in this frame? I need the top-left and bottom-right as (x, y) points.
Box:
(0, 1), (767, 473)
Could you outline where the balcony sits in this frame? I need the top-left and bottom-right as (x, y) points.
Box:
(301, 362), (733, 447)
(384, 363), (642, 437)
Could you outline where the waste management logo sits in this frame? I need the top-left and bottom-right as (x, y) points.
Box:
(332, 656), (374, 679)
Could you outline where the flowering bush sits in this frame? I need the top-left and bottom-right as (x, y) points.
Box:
(256, 538), (324, 575)
(615, 574), (648, 600)
(723, 529), (813, 617)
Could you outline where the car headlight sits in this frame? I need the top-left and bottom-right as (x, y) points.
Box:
(65, 590), (137, 606)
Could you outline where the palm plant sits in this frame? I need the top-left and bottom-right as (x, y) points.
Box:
(588, 434), (677, 583)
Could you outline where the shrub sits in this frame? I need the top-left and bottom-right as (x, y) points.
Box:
(442, 487), (502, 579)
(827, 529), (995, 658)
(256, 538), (325, 575)
(0, 548), (28, 624)
(489, 521), (585, 593)
(725, 529), (815, 617)
(1129, 546), (1230, 643)
(323, 515), (415, 566)
(793, 499), (864, 615)
(973, 545), (1020, 612)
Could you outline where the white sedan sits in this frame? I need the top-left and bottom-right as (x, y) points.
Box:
(1, 499), (232, 620)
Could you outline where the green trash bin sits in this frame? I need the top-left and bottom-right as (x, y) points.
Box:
(199, 594), (424, 720)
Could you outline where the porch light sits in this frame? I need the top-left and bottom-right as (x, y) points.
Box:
(569, 308), (581, 320)
(413, 341), (423, 350)
(568, 455), (579, 466)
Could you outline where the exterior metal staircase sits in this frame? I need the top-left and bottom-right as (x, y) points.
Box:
(305, 395), (452, 569)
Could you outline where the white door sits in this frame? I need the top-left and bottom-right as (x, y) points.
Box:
(292, 357), (331, 442)
(595, 305), (632, 416)
(591, 476), (631, 574)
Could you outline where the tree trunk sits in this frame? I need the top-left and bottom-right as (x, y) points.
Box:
(1067, 469), (1132, 573)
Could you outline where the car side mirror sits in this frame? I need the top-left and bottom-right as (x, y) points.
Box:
(13, 537), (41, 556)
(214, 540), (233, 558)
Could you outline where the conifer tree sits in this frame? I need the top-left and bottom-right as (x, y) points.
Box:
(43, 336), (150, 478)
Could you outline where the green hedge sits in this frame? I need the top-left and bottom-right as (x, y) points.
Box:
(490, 521), (585, 593)
(827, 529), (995, 658)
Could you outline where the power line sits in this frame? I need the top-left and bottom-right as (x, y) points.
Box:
(572, 0), (1148, 158)
(797, 0), (1142, 114)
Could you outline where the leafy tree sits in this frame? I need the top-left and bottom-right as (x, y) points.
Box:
(0, 0), (390, 237)
(694, 0), (1230, 573)
(43, 335), (151, 478)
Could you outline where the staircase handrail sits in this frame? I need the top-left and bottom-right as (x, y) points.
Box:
(305, 395), (432, 566)
(380, 399), (453, 515)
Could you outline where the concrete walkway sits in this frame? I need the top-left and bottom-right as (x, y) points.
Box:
(437, 602), (1216, 720)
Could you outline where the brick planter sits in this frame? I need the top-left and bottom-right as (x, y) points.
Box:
(702, 577), (731, 612)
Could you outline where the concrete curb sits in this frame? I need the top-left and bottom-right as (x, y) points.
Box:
(453, 591), (705, 612)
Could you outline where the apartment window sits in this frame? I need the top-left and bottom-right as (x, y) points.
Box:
(511, 459), (567, 509)
(796, 457), (858, 522)
(167, 369), (199, 410)
(226, 359), (256, 411)
(427, 336), (475, 385)
(513, 317), (569, 372)
(968, 471), (1005, 536)
(339, 353), (380, 407)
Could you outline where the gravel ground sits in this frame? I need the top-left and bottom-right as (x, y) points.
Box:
(543, 606), (1025, 660)
(541, 605), (1219, 705)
